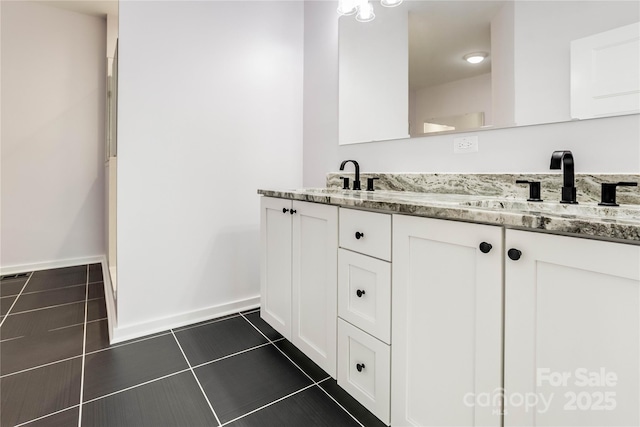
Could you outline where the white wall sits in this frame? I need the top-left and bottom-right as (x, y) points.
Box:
(1, 1), (106, 271)
(116, 1), (303, 335)
(411, 73), (492, 135)
(303, 1), (640, 188)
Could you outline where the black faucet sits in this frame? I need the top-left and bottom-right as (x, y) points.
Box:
(339, 160), (361, 190)
(550, 150), (577, 204)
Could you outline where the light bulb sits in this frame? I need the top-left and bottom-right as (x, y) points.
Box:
(337, 0), (357, 16)
(381, 0), (403, 7)
(356, 1), (375, 22)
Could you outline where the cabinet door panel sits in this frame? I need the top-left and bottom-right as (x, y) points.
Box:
(260, 197), (292, 340)
(505, 230), (640, 427)
(292, 201), (338, 377)
(392, 215), (503, 427)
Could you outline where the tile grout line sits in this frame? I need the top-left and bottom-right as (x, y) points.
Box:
(77, 265), (90, 427)
(220, 382), (318, 426)
(239, 312), (317, 383)
(190, 341), (274, 370)
(81, 368), (192, 405)
(14, 404), (81, 427)
(0, 272), (32, 328)
(0, 354), (83, 379)
(84, 331), (173, 355)
(316, 382), (366, 427)
(6, 297), (104, 316)
(48, 317), (107, 332)
(238, 312), (365, 427)
(1, 282), (87, 299)
(170, 329), (223, 426)
(171, 312), (243, 333)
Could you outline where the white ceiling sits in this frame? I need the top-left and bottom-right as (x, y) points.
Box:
(35, 0), (118, 17)
(408, 1), (505, 91)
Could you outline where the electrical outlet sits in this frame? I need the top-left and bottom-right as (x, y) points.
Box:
(454, 136), (479, 153)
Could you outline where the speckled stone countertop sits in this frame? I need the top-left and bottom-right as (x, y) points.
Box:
(258, 173), (640, 243)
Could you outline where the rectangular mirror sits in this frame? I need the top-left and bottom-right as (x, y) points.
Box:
(338, 0), (640, 145)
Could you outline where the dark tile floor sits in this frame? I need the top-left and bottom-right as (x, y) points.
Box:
(0, 265), (386, 427)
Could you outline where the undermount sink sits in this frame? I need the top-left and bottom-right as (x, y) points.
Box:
(461, 199), (640, 220)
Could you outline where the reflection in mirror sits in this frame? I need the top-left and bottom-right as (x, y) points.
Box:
(338, 1), (640, 145)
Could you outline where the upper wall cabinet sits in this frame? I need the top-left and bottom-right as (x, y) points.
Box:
(571, 22), (640, 120)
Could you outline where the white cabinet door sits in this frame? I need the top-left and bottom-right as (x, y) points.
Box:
(260, 197), (293, 340)
(392, 215), (503, 427)
(505, 230), (640, 427)
(292, 201), (338, 377)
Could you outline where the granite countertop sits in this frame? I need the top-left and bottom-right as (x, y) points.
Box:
(257, 187), (640, 243)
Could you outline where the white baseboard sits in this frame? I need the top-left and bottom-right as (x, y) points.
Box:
(110, 296), (261, 344)
(101, 258), (117, 344)
(0, 255), (104, 276)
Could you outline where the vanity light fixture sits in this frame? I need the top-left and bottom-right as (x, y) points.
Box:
(464, 52), (488, 64)
(338, 0), (403, 22)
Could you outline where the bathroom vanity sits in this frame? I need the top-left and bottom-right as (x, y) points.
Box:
(258, 173), (640, 427)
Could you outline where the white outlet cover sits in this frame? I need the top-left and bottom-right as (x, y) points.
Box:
(454, 136), (479, 153)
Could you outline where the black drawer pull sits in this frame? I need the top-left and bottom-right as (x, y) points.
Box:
(356, 363), (365, 372)
(290, 209), (297, 215)
(355, 232), (364, 239)
(479, 242), (492, 253)
(508, 248), (522, 261)
(282, 208), (289, 214)
(356, 289), (366, 298)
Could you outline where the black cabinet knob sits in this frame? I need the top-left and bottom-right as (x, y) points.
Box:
(356, 289), (366, 298)
(356, 363), (365, 372)
(507, 248), (522, 261)
(290, 209), (297, 215)
(282, 208), (289, 214)
(479, 242), (492, 253)
(355, 232), (364, 239)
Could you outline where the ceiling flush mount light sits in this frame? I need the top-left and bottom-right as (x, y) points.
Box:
(464, 52), (489, 64)
(380, 0), (403, 7)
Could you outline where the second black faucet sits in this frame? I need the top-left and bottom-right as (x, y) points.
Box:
(340, 159), (361, 190)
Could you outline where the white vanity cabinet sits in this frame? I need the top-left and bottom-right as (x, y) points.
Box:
(391, 215), (504, 427)
(504, 230), (640, 427)
(337, 208), (392, 424)
(259, 197), (338, 377)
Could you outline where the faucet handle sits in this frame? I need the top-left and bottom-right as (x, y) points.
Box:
(516, 180), (543, 202)
(339, 176), (350, 190)
(366, 177), (379, 191)
(598, 182), (638, 207)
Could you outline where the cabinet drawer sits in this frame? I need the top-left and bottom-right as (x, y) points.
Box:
(338, 319), (390, 425)
(339, 209), (391, 261)
(338, 249), (391, 344)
